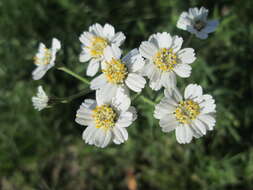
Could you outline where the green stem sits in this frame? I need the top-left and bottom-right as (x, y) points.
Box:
(57, 67), (90, 85)
(184, 34), (194, 47)
(60, 89), (91, 103)
(139, 95), (156, 106)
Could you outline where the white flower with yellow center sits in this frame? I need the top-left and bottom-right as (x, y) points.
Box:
(75, 88), (137, 148)
(79, 23), (126, 77)
(32, 38), (61, 80)
(139, 32), (196, 91)
(90, 45), (146, 103)
(177, 7), (219, 39)
(32, 86), (49, 111)
(154, 84), (216, 144)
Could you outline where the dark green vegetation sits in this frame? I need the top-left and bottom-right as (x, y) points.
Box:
(1, 0), (253, 189)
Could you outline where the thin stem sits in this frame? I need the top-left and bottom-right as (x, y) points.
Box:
(184, 34), (194, 47)
(57, 67), (90, 85)
(139, 95), (156, 106)
(60, 89), (91, 103)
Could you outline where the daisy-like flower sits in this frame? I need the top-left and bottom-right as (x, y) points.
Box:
(154, 84), (216, 144)
(32, 86), (49, 111)
(177, 7), (219, 39)
(90, 45), (146, 103)
(75, 88), (137, 148)
(79, 23), (126, 77)
(32, 38), (61, 80)
(139, 32), (196, 91)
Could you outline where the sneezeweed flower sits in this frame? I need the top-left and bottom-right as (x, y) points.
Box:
(79, 23), (126, 77)
(90, 45), (146, 103)
(154, 84), (216, 144)
(139, 32), (196, 91)
(177, 7), (219, 39)
(75, 88), (137, 148)
(32, 38), (61, 80)
(32, 86), (49, 111)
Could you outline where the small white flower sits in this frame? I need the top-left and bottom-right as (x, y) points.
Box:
(75, 88), (137, 148)
(154, 84), (216, 144)
(139, 32), (196, 91)
(90, 45), (146, 103)
(32, 86), (49, 111)
(177, 7), (219, 39)
(32, 38), (61, 80)
(79, 23), (126, 77)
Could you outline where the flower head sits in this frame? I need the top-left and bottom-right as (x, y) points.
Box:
(139, 32), (196, 91)
(32, 38), (61, 80)
(154, 84), (216, 144)
(75, 88), (137, 148)
(79, 23), (126, 77)
(90, 45), (146, 103)
(177, 7), (219, 39)
(32, 86), (49, 111)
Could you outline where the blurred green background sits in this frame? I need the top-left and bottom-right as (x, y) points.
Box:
(1, 0), (253, 189)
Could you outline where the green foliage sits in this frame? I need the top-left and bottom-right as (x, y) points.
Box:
(1, 0), (253, 189)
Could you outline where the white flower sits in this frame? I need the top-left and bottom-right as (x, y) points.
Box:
(139, 32), (196, 91)
(90, 45), (146, 103)
(79, 23), (126, 77)
(75, 88), (137, 148)
(32, 38), (61, 80)
(154, 84), (216, 144)
(177, 7), (219, 39)
(32, 86), (49, 111)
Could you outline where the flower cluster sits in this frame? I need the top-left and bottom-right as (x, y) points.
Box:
(32, 7), (218, 148)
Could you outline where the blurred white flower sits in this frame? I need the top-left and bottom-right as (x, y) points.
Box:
(177, 7), (219, 39)
(79, 23), (126, 77)
(75, 88), (137, 148)
(32, 38), (61, 80)
(90, 45), (146, 103)
(32, 86), (49, 111)
(154, 84), (216, 144)
(139, 32), (196, 91)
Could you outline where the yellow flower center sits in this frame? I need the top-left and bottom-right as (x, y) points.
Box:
(174, 100), (200, 124)
(154, 48), (177, 71)
(102, 58), (128, 84)
(92, 105), (117, 129)
(34, 48), (52, 65)
(89, 36), (108, 58)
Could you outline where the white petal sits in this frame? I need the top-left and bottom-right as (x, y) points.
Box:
(116, 111), (134, 128)
(159, 115), (178, 132)
(177, 12), (191, 30)
(32, 66), (48, 80)
(111, 86), (131, 112)
(82, 126), (97, 145)
(112, 126), (128, 144)
(154, 97), (177, 119)
(139, 41), (158, 60)
(79, 32), (93, 46)
(192, 119), (207, 135)
(177, 48), (196, 64)
(89, 23), (104, 37)
(149, 68), (163, 91)
(173, 63), (192, 78)
(104, 44), (122, 61)
(86, 59), (100, 77)
(79, 51), (91, 62)
(75, 99), (96, 126)
(111, 32), (126, 46)
(175, 125), (193, 144)
(122, 49), (145, 72)
(198, 114), (216, 130)
(96, 83), (117, 106)
(103, 23), (115, 39)
(161, 72), (176, 89)
(184, 84), (203, 99)
(51, 38), (61, 51)
(164, 87), (182, 102)
(125, 73), (146, 93)
(93, 128), (111, 148)
(90, 74), (107, 90)
(171, 35), (183, 52)
(156, 32), (172, 49)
